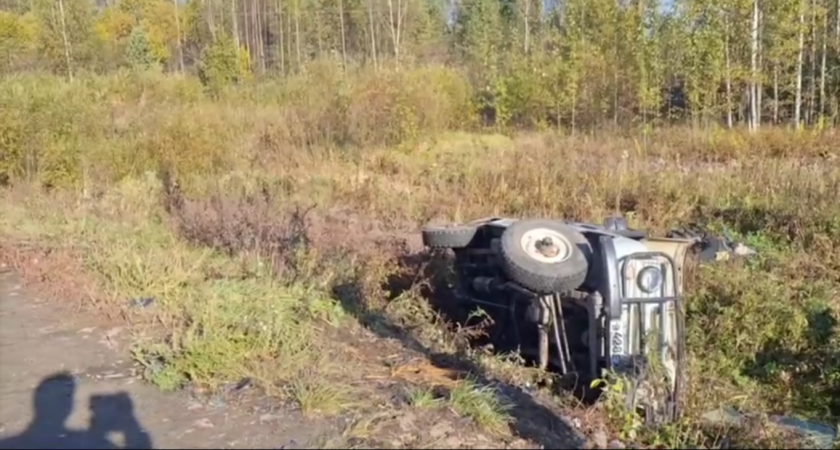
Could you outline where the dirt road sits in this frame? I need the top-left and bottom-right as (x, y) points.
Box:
(0, 270), (335, 449)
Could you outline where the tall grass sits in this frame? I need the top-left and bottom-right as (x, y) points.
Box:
(2, 70), (840, 447)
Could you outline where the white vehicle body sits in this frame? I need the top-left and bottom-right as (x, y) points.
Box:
(424, 216), (694, 422)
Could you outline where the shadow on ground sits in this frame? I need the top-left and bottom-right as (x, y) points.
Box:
(0, 372), (153, 450)
(157, 177), (587, 448)
(332, 251), (588, 449)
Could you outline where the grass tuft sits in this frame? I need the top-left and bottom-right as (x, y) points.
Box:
(3, 72), (840, 448)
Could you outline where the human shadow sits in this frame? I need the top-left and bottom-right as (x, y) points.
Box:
(332, 250), (588, 449)
(0, 372), (154, 450)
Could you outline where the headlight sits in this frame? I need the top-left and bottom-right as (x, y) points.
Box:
(636, 266), (663, 294)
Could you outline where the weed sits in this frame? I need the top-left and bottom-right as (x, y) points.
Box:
(448, 380), (513, 434)
(3, 72), (840, 448)
(407, 386), (445, 409)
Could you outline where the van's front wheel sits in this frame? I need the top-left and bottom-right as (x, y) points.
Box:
(499, 219), (590, 294)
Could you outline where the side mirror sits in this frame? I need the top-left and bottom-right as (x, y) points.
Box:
(603, 215), (628, 231)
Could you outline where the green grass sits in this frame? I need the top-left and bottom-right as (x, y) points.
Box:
(448, 380), (513, 433)
(4, 71), (840, 448)
(0, 179), (356, 415)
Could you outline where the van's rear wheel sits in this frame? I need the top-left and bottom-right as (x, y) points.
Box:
(421, 223), (480, 249)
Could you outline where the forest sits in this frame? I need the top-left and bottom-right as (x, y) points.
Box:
(1, 0), (839, 132)
(3, 0), (840, 448)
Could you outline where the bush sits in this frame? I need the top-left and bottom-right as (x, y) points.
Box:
(346, 65), (474, 146)
(125, 26), (158, 71)
(197, 34), (250, 95)
(0, 66), (476, 188)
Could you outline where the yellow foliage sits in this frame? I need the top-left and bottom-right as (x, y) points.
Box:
(142, 0), (177, 62)
(93, 0), (178, 64)
(0, 11), (39, 67)
(238, 46), (252, 80)
(95, 8), (134, 42)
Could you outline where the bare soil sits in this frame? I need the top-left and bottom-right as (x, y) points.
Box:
(0, 246), (588, 449)
(0, 269), (341, 449)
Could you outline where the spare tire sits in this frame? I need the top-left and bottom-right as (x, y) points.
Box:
(499, 219), (590, 293)
(421, 223), (480, 249)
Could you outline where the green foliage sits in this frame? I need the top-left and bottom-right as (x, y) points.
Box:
(0, 11), (37, 73)
(2, 0), (840, 445)
(455, 0), (505, 73)
(0, 0), (838, 131)
(687, 251), (840, 417)
(125, 26), (157, 71)
(197, 34), (247, 94)
(0, 69), (475, 187)
(114, 0), (179, 63)
(346, 65), (474, 145)
(30, 0), (97, 77)
(4, 67), (840, 446)
(497, 56), (553, 129)
(0, 74), (108, 187)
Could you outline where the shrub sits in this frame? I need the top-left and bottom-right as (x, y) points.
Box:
(124, 26), (158, 71)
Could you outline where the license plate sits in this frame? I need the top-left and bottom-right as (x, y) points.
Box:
(609, 318), (626, 367)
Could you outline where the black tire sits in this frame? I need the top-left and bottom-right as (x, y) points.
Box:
(421, 223), (480, 249)
(499, 219), (590, 293)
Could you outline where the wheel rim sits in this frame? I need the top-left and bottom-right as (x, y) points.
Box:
(519, 228), (573, 264)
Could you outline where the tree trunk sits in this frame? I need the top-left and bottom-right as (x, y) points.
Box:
(173, 0), (184, 72)
(386, 0), (406, 65)
(807, 0), (818, 126)
(756, 8), (763, 128)
(56, 0), (73, 81)
(524, 0), (531, 54)
(244, 0), (252, 58)
(277, 0), (285, 73)
(257, 0), (266, 72)
(835, 0), (840, 124)
(232, 0), (240, 48)
(316, 10), (323, 57)
(773, 65), (779, 124)
(287, 0), (294, 71)
(818, 5), (827, 120)
(338, 0), (347, 72)
(749, 0), (759, 131)
(612, 0), (618, 126)
(294, 0), (301, 69)
(725, 30), (733, 128)
(368, 0), (378, 69)
(206, 0), (217, 41)
(794, 1), (805, 129)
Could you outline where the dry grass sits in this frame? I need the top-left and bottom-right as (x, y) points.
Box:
(2, 72), (840, 448)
